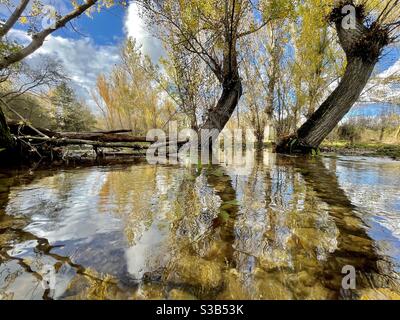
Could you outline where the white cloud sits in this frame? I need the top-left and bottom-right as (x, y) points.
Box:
(4, 2), (164, 113)
(360, 57), (400, 104)
(124, 2), (164, 63)
(379, 58), (400, 79)
(34, 35), (119, 109)
(8, 29), (120, 112)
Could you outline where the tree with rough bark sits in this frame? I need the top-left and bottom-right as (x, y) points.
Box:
(159, 48), (218, 132)
(138, 0), (293, 141)
(277, 0), (400, 153)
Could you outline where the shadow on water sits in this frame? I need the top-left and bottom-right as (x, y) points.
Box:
(283, 156), (400, 299)
(0, 152), (400, 300)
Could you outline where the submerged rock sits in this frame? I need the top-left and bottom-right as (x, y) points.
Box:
(167, 256), (223, 290)
(359, 288), (400, 300)
(168, 289), (197, 300)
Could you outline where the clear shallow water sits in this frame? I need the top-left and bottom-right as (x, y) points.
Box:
(0, 151), (400, 300)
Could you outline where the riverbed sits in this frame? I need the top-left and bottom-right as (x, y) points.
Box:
(1, 151), (400, 300)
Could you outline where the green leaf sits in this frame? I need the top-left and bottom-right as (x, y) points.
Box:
(219, 210), (230, 222)
(223, 199), (239, 206)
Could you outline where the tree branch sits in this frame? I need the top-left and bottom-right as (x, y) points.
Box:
(0, 0), (98, 70)
(0, 0), (31, 39)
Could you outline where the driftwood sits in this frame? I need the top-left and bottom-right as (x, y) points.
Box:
(19, 135), (148, 150)
(7, 120), (188, 144)
(6, 119), (189, 163)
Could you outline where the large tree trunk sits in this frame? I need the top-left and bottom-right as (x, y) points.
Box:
(202, 79), (242, 132)
(277, 1), (390, 153)
(296, 57), (375, 148)
(0, 107), (14, 150)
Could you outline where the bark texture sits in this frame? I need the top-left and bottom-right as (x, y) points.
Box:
(0, 107), (14, 150)
(277, 1), (390, 153)
(202, 79), (243, 132)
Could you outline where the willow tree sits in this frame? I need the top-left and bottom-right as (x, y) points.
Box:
(277, 0), (400, 153)
(94, 39), (175, 134)
(291, 0), (345, 121)
(0, 0), (118, 152)
(138, 0), (292, 138)
(241, 21), (288, 147)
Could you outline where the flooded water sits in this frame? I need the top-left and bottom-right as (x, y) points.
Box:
(1, 151), (400, 300)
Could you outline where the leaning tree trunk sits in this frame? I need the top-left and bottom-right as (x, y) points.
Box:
(200, 43), (243, 154)
(202, 79), (243, 132)
(0, 106), (14, 151)
(295, 56), (375, 148)
(277, 1), (390, 154)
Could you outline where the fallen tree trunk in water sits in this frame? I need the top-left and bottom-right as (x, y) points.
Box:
(2, 119), (189, 164)
(276, 2), (391, 154)
(7, 121), (152, 143)
(7, 120), (186, 144)
(19, 136), (148, 150)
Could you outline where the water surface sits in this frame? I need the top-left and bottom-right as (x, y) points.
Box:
(1, 152), (400, 300)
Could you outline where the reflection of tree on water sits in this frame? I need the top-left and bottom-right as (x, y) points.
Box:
(287, 157), (400, 299)
(0, 170), (135, 300)
(1, 156), (400, 300)
(134, 165), (238, 299)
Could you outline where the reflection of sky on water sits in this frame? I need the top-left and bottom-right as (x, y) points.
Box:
(1, 153), (400, 299)
(324, 157), (400, 268)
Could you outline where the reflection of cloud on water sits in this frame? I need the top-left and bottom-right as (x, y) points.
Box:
(332, 158), (400, 240)
(325, 157), (400, 266)
(125, 169), (222, 280)
(6, 170), (118, 243)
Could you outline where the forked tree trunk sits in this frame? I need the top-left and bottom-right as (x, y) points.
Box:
(277, 1), (390, 153)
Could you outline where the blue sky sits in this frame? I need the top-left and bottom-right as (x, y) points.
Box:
(1, 1), (164, 111)
(1, 0), (399, 116)
(54, 4), (126, 45)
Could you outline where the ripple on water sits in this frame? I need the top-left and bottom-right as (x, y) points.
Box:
(0, 153), (400, 300)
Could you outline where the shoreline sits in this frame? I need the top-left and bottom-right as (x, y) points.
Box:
(320, 142), (400, 160)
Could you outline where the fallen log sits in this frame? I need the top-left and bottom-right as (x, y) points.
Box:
(91, 129), (132, 134)
(18, 136), (147, 150)
(7, 120), (188, 144)
(56, 132), (152, 143)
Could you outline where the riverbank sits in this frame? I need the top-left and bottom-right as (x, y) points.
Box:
(321, 141), (400, 160)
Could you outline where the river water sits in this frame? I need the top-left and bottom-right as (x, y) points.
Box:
(1, 151), (400, 300)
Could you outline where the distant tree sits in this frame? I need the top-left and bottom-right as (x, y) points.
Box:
(0, 0), (120, 151)
(3, 93), (56, 129)
(94, 39), (177, 134)
(51, 82), (96, 132)
(1, 57), (67, 102)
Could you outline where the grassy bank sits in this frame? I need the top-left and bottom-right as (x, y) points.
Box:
(321, 141), (400, 160)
